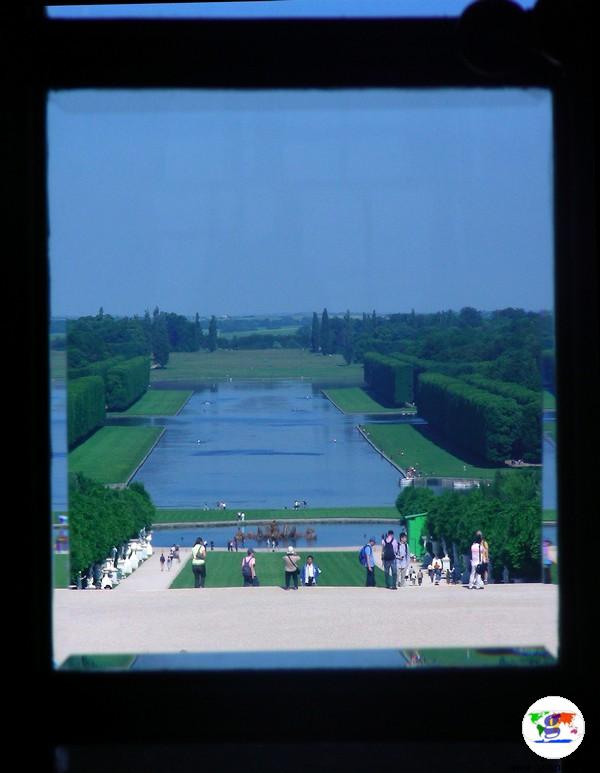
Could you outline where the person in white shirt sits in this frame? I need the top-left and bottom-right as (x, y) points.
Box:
(301, 555), (322, 586)
(468, 535), (485, 589)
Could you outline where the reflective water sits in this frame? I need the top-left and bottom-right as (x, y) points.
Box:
(126, 382), (405, 508)
(151, 520), (400, 549)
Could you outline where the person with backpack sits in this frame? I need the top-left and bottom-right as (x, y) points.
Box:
(191, 536), (207, 588)
(432, 555), (443, 585)
(359, 537), (377, 587)
(381, 530), (399, 590)
(396, 532), (410, 587)
(283, 546), (301, 589)
(241, 548), (257, 586)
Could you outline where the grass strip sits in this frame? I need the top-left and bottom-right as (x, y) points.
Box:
(543, 391), (556, 410)
(116, 389), (192, 416)
(363, 423), (508, 479)
(543, 420), (556, 441)
(323, 387), (416, 414)
(68, 426), (163, 484)
(171, 550), (386, 589)
(154, 506), (400, 525)
(54, 554), (71, 588)
(150, 349), (364, 383)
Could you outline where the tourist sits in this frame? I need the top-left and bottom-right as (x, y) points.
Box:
(301, 555), (322, 586)
(427, 563), (434, 583)
(468, 534), (485, 589)
(542, 539), (554, 584)
(159, 552), (166, 572)
(241, 548), (257, 586)
(396, 532), (410, 587)
(441, 553), (452, 582)
(210, 541), (214, 551)
(166, 552), (173, 571)
(191, 536), (207, 588)
(417, 568), (423, 586)
(173, 545), (181, 563)
(283, 546), (301, 590)
(432, 555), (442, 585)
(365, 537), (377, 587)
(476, 530), (490, 584)
(381, 530), (399, 590)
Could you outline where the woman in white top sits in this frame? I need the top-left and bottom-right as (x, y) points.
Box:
(469, 535), (485, 589)
(191, 537), (207, 588)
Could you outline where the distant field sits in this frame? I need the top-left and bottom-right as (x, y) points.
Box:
(115, 390), (192, 416)
(170, 550), (385, 589)
(543, 391), (556, 410)
(324, 387), (416, 414)
(363, 423), (507, 479)
(150, 350), (364, 384)
(220, 326), (301, 339)
(50, 349), (66, 379)
(54, 554), (71, 588)
(154, 505), (400, 524)
(69, 426), (163, 484)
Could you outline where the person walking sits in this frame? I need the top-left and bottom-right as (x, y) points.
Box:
(191, 536), (207, 588)
(159, 552), (166, 572)
(381, 530), (399, 590)
(432, 555), (443, 585)
(364, 537), (377, 587)
(476, 530), (490, 584)
(283, 546), (301, 590)
(166, 552), (173, 571)
(241, 548), (257, 586)
(396, 532), (410, 587)
(468, 534), (485, 589)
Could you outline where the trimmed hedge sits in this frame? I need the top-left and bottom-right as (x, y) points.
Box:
(67, 376), (105, 450)
(68, 355), (125, 383)
(417, 372), (521, 464)
(462, 374), (541, 462)
(105, 356), (151, 411)
(363, 352), (413, 405)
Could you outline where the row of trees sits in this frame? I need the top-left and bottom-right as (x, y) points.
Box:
(396, 470), (542, 580)
(363, 353), (414, 405)
(69, 474), (155, 582)
(418, 372), (527, 464)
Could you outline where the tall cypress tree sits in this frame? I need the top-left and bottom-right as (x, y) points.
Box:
(343, 309), (354, 364)
(194, 312), (203, 351)
(321, 308), (331, 355)
(311, 312), (321, 353)
(208, 315), (218, 352)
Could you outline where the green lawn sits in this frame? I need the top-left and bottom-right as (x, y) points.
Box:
(363, 423), (508, 479)
(543, 391), (556, 410)
(543, 420), (557, 441)
(114, 390), (192, 416)
(54, 553), (71, 588)
(154, 505), (400, 524)
(50, 349), (66, 380)
(150, 349), (364, 384)
(69, 426), (163, 484)
(323, 387), (416, 414)
(171, 550), (385, 588)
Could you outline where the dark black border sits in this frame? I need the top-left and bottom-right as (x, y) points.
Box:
(12, 0), (595, 762)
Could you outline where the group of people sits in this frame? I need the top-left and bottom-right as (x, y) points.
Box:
(190, 539), (321, 589)
(158, 545), (181, 572)
(360, 530), (411, 588)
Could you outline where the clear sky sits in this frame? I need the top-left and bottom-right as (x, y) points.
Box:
(47, 88), (554, 318)
(47, 1), (536, 20)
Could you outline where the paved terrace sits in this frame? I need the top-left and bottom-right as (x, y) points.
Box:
(53, 547), (558, 666)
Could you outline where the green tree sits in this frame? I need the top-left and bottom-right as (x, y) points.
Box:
(208, 315), (218, 352)
(342, 310), (354, 364)
(311, 312), (321, 353)
(321, 308), (331, 355)
(152, 313), (170, 368)
(194, 312), (203, 351)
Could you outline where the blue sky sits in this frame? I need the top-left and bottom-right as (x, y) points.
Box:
(47, 1), (536, 20)
(47, 88), (553, 318)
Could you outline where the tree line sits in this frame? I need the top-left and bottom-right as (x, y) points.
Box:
(69, 473), (155, 583)
(396, 470), (542, 580)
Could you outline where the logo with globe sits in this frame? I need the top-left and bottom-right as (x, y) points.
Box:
(522, 696), (584, 759)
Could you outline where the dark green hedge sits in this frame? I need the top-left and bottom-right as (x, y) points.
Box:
(67, 376), (105, 449)
(105, 356), (151, 411)
(69, 475), (155, 581)
(68, 355), (125, 383)
(462, 374), (541, 462)
(417, 372), (521, 464)
(363, 352), (413, 405)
